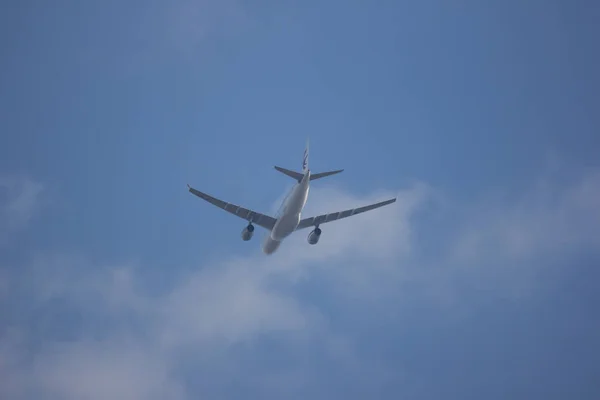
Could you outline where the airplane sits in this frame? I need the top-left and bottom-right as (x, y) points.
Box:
(187, 141), (397, 255)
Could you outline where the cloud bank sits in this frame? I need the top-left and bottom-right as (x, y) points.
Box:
(1, 169), (599, 399)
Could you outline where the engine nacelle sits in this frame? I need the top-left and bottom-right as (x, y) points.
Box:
(307, 227), (322, 245)
(241, 224), (255, 241)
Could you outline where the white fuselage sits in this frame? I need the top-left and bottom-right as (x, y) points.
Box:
(262, 170), (311, 254)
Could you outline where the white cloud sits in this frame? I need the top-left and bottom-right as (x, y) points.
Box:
(157, 260), (310, 348)
(1, 183), (426, 399)
(2, 169), (600, 398)
(32, 340), (187, 400)
(0, 175), (44, 245)
(0, 175), (44, 231)
(452, 170), (600, 263)
(288, 182), (430, 261)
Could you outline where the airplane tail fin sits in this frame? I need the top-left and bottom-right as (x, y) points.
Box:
(274, 166), (344, 182)
(302, 139), (309, 173)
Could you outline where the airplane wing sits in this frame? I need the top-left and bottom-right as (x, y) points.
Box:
(187, 184), (277, 231)
(296, 197), (397, 230)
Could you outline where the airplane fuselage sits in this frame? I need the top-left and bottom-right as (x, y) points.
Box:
(262, 170), (311, 254)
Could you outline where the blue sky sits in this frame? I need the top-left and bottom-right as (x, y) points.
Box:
(1, 0), (599, 398)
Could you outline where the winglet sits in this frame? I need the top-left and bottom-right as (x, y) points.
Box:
(187, 183), (191, 189)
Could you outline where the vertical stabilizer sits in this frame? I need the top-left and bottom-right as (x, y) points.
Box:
(302, 139), (309, 173)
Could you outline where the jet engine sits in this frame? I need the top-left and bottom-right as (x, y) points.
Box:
(307, 227), (322, 245)
(241, 224), (255, 241)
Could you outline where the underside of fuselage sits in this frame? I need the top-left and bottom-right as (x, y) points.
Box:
(270, 213), (300, 240)
(262, 236), (281, 254)
(263, 172), (309, 252)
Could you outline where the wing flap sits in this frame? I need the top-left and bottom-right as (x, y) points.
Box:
(296, 197), (396, 230)
(188, 185), (277, 230)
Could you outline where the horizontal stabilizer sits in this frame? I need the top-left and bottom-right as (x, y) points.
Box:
(274, 166), (304, 181)
(310, 169), (344, 180)
(274, 166), (344, 182)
